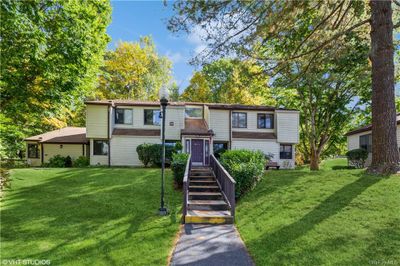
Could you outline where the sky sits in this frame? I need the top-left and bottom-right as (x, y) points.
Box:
(107, 1), (200, 91)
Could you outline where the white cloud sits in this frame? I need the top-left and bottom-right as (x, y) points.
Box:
(187, 25), (209, 56)
(166, 51), (185, 64)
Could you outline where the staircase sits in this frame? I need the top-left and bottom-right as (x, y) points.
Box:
(184, 167), (234, 224)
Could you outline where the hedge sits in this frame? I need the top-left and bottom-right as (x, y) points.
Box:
(171, 153), (189, 187)
(220, 149), (266, 198)
(136, 142), (182, 167)
(346, 148), (368, 168)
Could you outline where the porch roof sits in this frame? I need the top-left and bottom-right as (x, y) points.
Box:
(24, 127), (88, 144)
(181, 119), (214, 136)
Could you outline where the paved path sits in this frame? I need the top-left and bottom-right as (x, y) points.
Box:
(170, 224), (254, 266)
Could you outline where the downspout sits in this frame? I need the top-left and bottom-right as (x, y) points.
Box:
(40, 143), (44, 165)
(229, 110), (232, 149)
(107, 105), (111, 167)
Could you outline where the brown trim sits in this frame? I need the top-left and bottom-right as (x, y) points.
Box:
(232, 131), (276, 139)
(85, 100), (298, 111)
(82, 144), (85, 156)
(113, 128), (161, 136)
(42, 141), (89, 144)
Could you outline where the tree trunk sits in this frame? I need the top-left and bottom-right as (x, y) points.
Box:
(368, 0), (399, 174)
(310, 149), (320, 171)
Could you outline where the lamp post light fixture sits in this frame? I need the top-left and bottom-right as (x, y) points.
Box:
(159, 86), (169, 216)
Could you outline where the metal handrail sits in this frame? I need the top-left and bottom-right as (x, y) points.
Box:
(182, 154), (191, 222)
(210, 154), (236, 218)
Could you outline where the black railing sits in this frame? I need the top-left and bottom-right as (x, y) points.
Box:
(210, 154), (236, 218)
(182, 154), (192, 222)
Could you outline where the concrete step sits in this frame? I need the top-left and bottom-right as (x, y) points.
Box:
(189, 185), (220, 192)
(185, 210), (233, 224)
(190, 172), (214, 177)
(189, 192), (223, 200)
(189, 176), (215, 181)
(189, 180), (218, 186)
(188, 200), (230, 211)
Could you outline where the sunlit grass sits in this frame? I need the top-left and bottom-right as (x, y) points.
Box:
(236, 159), (400, 265)
(1, 168), (181, 266)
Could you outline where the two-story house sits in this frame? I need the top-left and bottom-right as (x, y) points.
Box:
(85, 100), (299, 168)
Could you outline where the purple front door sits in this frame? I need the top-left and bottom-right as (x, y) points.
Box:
(191, 139), (204, 164)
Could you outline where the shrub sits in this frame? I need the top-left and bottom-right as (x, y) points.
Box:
(171, 153), (189, 187)
(73, 156), (90, 167)
(47, 155), (68, 167)
(136, 143), (155, 167)
(65, 156), (72, 167)
(346, 148), (368, 168)
(220, 149), (266, 198)
(137, 143), (178, 167)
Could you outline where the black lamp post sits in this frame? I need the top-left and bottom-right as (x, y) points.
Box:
(159, 86), (169, 216)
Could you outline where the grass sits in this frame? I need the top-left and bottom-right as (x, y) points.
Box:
(1, 168), (181, 266)
(236, 158), (400, 265)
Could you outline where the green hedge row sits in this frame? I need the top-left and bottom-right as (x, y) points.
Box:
(220, 149), (266, 198)
(136, 142), (182, 167)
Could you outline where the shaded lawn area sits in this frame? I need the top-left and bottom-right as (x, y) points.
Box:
(1, 168), (181, 266)
(236, 159), (400, 265)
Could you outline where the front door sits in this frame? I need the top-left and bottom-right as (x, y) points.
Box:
(191, 139), (204, 164)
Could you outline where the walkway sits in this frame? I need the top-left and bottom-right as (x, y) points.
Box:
(170, 224), (254, 266)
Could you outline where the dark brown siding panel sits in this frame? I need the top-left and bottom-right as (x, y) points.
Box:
(112, 128), (161, 136)
(232, 132), (276, 139)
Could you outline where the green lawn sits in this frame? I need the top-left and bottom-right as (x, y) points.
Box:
(236, 158), (400, 265)
(1, 168), (181, 266)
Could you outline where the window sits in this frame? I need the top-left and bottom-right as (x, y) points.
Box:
(258, 113), (274, 129)
(185, 107), (203, 118)
(165, 140), (177, 147)
(185, 139), (190, 153)
(360, 134), (372, 153)
(28, 144), (39, 158)
(232, 112), (247, 128)
(93, 140), (109, 155)
(115, 108), (133, 124)
(280, 144), (292, 159)
(213, 142), (228, 158)
(144, 109), (161, 126)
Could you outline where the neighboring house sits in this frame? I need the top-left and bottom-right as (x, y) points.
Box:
(85, 100), (299, 168)
(346, 114), (400, 166)
(24, 127), (89, 166)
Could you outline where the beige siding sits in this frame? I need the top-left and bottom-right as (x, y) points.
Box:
(276, 111), (300, 143)
(26, 141), (41, 166)
(164, 106), (185, 140)
(204, 105), (210, 126)
(397, 124), (400, 145)
(89, 139), (108, 166)
(232, 110), (275, 133)
(347, 132), (366, 151)
(113, 106), (161, 130)
(231, 139), (295, 169)
(86, 105), (108, 138)
(110, 136), (160, 166)
(209, 109), (230, 141)
(43, 144), (84, 163)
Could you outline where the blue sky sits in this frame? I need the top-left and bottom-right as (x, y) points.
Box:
(107, 1), (200, 91)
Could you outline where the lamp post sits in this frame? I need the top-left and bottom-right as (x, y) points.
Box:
(159, 86), (169, 216)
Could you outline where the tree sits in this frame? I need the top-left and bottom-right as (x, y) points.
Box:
(168, 0), (399, 173)
(0, 0), (111, 158)
(181, 59), (276, 105)
(368, 1), (398, 174)
(168, 82), (181, 102)
(273, 39), (370, 169)
(96, 37), (172, 100)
